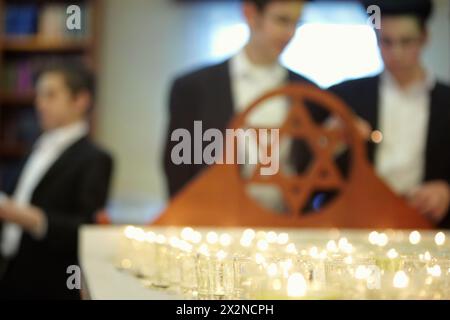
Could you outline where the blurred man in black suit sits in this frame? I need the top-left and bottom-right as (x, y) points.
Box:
(0, 61), (114, 299)
(164, 0), (314, 199)
(331, 0), (450, 227)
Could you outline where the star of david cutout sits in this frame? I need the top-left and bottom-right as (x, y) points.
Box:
(237, 93), (348, 216)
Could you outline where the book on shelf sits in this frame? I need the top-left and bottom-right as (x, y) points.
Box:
(2, 59), (39, 95)
(0, 108), (40, 146)
(42, 3), (92, 40)
(38, 3), (67, 39)
(4, 3), (92, 40)
(5, 4), (38, 36)
(1, 54), (84, 96)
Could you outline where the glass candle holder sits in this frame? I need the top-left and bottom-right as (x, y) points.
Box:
(152, 238), (171, 289)
(196, 253), (213, 300)
(323, 255), (378, 299)
(233, 256), (263, 300)
(115, 228), (135, 271)
(139, 237), (157, 287)
(179, 250), (198, 299)
(210, 251), (234, 299)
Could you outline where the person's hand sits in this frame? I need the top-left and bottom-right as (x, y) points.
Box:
(408, 181), (450, 224)
(0, 200), (46, 237)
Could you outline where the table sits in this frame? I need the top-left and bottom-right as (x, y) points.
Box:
(79, 225), (180, 300)
(79, 225), (449, 300)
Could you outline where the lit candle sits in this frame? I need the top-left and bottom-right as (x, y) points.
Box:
(287, 273), (307, 298)
(435, 232), (446, 246)
(393, 271), (409, 289)
(409, 231), (421, 245)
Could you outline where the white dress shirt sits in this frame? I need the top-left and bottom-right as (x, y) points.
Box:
(0, 121), (89, 258)
(230, 50), (292, 211)
(231, 49), (289, 119)
(375, 70), (435, 195)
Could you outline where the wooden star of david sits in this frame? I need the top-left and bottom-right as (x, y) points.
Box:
(242, 98), (346, 216)
(153, 84), (433, 230)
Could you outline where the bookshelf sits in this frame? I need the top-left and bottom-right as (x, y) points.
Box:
(0, 0), (102, 189)
(1, 36), (92, 52)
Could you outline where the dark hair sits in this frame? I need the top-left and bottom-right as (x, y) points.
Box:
(362, 0), (433, 30)
(243, 0), (306, 12)
(36, 60), (96, 101)
(243, 0), (271, 11)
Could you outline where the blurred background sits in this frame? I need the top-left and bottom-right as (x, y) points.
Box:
(0, 0), (449, 224)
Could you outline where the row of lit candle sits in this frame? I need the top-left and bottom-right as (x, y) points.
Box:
(115, 227), (450, 300)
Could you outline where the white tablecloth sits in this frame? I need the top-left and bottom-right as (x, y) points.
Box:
(79, 225), (180, 300)
(79, 225), (448, 300)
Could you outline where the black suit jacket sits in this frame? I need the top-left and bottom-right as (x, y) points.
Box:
(0, 136), (113, 299)
(330, 75), (450, 228)
(163, 59), (316, 197)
